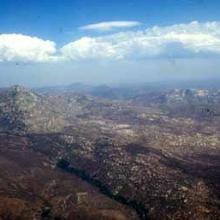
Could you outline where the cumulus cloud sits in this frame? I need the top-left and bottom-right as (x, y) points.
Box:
(0, 34), (57, 62)
(1, 21), (220, 63)
(79, 21), (142, 31)
(62, 21), (220, 60)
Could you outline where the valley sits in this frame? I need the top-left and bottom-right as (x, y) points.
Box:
(0, 85), (220, 220)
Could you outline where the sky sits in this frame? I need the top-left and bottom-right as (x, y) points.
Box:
(1, 0), (220, 87)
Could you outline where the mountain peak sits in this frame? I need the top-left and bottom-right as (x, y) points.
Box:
(4, 86), (39, 112)
(7, 85), (37, 98)
(0, 86), (65, 134)
(10, 85), (28, 92)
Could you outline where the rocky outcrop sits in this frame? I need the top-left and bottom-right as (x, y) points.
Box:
(0, 85), (66, 134)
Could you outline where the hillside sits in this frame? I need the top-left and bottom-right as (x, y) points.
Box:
(0, 85), (220, 220)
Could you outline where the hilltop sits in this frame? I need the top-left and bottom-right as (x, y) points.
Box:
(0, 85), (66, 134)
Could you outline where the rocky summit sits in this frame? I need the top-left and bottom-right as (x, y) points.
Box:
(0, 85), (66, 134)
(0, 85), (220, 220)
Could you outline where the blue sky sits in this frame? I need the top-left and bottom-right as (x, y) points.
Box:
(1, 0), (219, 45)
(0, 0), (220, 86)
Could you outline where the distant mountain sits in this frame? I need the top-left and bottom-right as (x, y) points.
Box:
(35, 79), (220, 100)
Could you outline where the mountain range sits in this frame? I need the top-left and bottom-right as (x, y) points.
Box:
(0, 84), (220, 220)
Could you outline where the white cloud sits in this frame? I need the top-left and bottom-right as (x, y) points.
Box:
(0, 34), (57, 62)
(1, 21), (220, 63)
(62, 21), (220, 61)
(60, 37), (117, 60)
(79, 21), (142, 31)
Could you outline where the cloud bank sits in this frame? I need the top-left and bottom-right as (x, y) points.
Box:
(62, 21), (220, 60)
(0, 34), (57, 62)
(1, 21), (220, 63)
(79, 21), (142, 31)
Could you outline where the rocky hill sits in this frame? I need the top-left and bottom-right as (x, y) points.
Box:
(0, 85), (66, 134)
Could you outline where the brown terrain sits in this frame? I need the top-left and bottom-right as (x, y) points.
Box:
(0, 85), (220, 220)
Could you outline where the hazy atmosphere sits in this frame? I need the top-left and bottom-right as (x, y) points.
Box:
(1, 0), (220, 86)
(1, 1), (220, 220)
